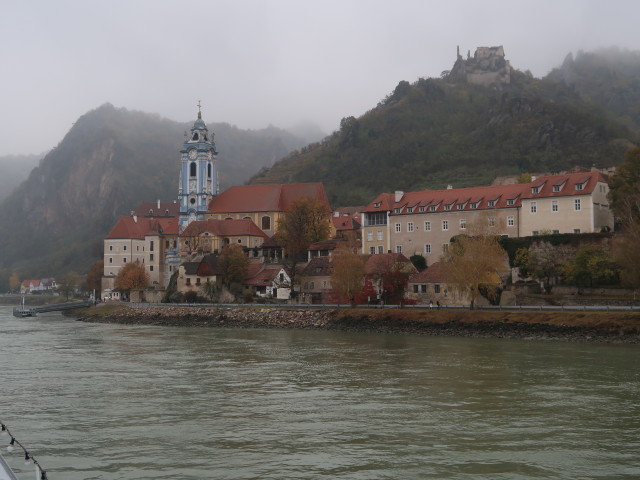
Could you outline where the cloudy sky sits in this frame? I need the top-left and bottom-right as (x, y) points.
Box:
(1, 0), (639, 156)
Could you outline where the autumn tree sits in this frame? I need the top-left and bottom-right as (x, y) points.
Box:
(86, 259), (104, 293)
(563, 244), (619, 288)
(608, 148), (640, 289)
(276, 197), (332, 293)
(9, 272), (20, 293)
(330, 246), (365, 303)
(367, 254), (415, 305)
(115, 261), (149, 296)
(442, 219), (508, 308)
(218, 244), (249, 288)
(57, 271), (80, 301)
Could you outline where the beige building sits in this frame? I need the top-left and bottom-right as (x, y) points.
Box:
(362, 171), (614, 264)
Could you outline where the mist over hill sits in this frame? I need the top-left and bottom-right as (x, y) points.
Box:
(251, 48), (640, 207)
(0, 153), (42, 202)
(0, 104), (315, 286)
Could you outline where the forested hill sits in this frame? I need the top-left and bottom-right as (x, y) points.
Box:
(250, 49), (640, 207)
(0, 104), (313, 284)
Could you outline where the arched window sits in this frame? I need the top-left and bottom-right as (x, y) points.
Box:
(261, 216), (271, 230)
(192, 132), (199, 141)
(208, 164), (212, 178)
(190, 162), (197, 177)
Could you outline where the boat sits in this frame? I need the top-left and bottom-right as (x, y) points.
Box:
(0, 452), (18, 480)
(12, 297), (37, 318)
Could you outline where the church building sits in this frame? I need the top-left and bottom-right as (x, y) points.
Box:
(178, 104), (219, 232)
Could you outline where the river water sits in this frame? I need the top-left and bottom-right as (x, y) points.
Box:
(1, 306), (639, 480)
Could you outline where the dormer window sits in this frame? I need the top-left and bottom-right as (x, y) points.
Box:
(531, 187), (539, 194)
(429, 205), (437, 212)
(488, 200), (496, 207)
(507, 199), (515, 206)
(456, 204), (464, 210)
(394, 208), (401, 214)
(419, 206), (425, 212)
(552, 181), (566, 192)
(575, 183), (584, 191)
(374, 202), (381, 208)
(407, 207), (413, 213)
(471, 202), (479, 209)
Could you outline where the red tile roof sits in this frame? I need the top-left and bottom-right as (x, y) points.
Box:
(364, 253), (415, 275)
(244, 263), (283, 286)
(106, 216), (179, 239)
(409, 262), (446, 284)
(180, 219), (268, 240)
(302, 256), (332, 276)
(363, 171), (608, 215)
(133, 201), (180, 217)
(208, 183), (331, 213)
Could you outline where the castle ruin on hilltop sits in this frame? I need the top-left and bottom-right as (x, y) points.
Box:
(449, 45), (511, 87)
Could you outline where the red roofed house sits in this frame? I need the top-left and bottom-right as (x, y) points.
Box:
(332, 206), (362, 243)
(243, 263), (291, 299)
(102, 213), (179, 300)
(361, 171), (613, 264)
(180, 218), (269, 256)
(206, 183), (332, 238)
(177, 254), (222, 297)
(363, 253), (417, 304)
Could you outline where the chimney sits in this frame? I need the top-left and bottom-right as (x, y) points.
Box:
(395, 191), (404, 202)
(334, 211), (339, 217)
(133, 215), (138, 223)
(447, 185), (453, 190)
(157, 199), (161, 209)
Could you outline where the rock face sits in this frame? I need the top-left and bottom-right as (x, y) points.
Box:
(450, 45), (511, 87)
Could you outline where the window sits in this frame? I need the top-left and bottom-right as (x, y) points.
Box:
(552, 230), (559, 234)
(322, 280), (327, 289)
(109, 258), (113, 264)
(488, 217), (495, 227)
(309, 282), (314, 290)
(150, 241), (154, 252)
(574, 228), (581, 234)
(377, 231), (383, 241)
(166, 240), (170, 248)
(373, 202), (381, 208)
(378, 246), (384, 254)
(407, 207), (413, 213)
(413, 285), (419, 293)
(425, 244), (431, 254)
(407, 222), (414, 232)
(123, 258), (127, 263)
(123, 245), (127, 251)
(367, 212), (387, 226)
(208, 164), (212, 178)
(444, 204), (452, 211)
(574, 199), (581, 211)
(507, 215), (514, 227)
(109, 245), (113, 251)
(190, 162), (197, 177)
(424, 221), (431, 231)
(186, 278), (191, 286)
(531, 186), (539, 194)
(456, 204), (464, 210)
(370, 246), (375, 255)
(367, 231), (373, 241)
(149, 266), (154, 272)
(488, 200), (496, 207)
(471, 202), (479, 209)
(429, 206), (437, 212)
(434, 284), (441, 294)
(149, 254), (154, 261)
(261, 216), (271, 230)
(530, 201), (537, 213)
(459, 219), (466, 230)
(396, 245), (402, 253)
(394, 208), (401, 214)
(575, 183), (584, 191)
(442, 243), (449, 252)
(395, 223), (401, 233)
(553, 185), (562, 192)
(507, 199), (515, 206)
(532, 231), (539, 236)
(419, 206), (425, 212)
(442, 220), (448, 231)
(552, 200), (558, 212)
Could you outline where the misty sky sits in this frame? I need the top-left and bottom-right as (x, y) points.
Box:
(1, 0), (639, 156)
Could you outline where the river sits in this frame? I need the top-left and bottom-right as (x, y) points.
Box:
(1, 306), (639, 479)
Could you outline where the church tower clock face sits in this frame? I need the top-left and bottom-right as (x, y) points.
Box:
(188, 149), (197, 159)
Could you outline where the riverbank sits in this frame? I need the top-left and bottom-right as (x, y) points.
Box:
(74, 304), (640, 344)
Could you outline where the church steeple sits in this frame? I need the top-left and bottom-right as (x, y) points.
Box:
(178, 102), (219, 232)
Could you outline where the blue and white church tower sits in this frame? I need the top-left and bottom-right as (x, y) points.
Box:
(178, 103), (219, 232)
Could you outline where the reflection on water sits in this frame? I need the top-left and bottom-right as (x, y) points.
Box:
(1, 306), (639, 479)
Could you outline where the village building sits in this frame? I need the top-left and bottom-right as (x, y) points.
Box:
(205, 183), (332, 239)
(20, 278), (57, 295)
(180, 218), (268, 256)
(243, 263), (291, 299)
(361, 171), (614, 264)
(300, 256), (332, 304)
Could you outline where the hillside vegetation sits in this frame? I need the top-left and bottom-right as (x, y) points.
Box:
(251, 49), (640, 207)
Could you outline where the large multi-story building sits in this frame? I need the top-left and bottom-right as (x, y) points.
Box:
(361, 171), (613, 263)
